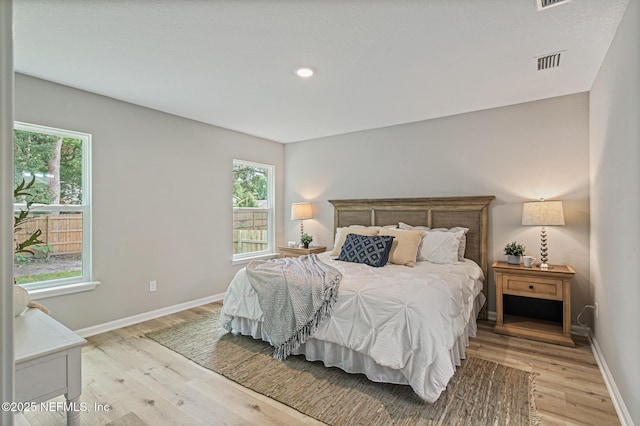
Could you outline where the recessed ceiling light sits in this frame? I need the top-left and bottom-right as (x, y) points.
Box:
(295, 67), (315, 78)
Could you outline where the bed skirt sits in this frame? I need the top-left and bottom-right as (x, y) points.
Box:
(224, 292), (485, 392)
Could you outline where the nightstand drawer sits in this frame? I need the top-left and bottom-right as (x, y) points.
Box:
(503, 275), (563, 300)
(16, 352), (68, 402)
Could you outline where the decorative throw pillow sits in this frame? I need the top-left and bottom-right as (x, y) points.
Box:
(377, 229), (424, 267)
(330, 226), (380, 255)
(337, 234), (395, 267)
(420, 230), (464, 264)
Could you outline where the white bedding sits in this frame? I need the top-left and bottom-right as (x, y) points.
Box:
(220, 252), (485, 402)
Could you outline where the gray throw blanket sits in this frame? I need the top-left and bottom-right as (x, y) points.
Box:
(246, 254), (342, 360)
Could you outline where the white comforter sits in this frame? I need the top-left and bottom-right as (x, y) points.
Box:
(220, 252), (485, 402)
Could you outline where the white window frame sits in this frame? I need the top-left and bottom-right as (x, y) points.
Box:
(14, 122), (97, 298)
(232, 159), (275, 263)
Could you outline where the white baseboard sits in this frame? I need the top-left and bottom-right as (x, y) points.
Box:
(590, 333), (634, 426)
(487, 310), (496, 321)
(74, 293), (225, 338)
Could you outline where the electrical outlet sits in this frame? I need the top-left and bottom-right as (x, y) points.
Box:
(594, 302), (599, 319)
(149, 280), (157, 292)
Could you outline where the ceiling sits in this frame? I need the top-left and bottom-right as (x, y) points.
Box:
(14, 0), (629, 143)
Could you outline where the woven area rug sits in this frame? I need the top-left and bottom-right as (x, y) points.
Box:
(147, 306), (538, 425)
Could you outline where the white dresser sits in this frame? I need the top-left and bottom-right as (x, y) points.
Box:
(14, 308), (86, 426)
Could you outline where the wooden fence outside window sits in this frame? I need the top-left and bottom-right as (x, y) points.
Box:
(14, 214), (82, 257)
(15, 211), (268, 257)
(233, 210), (268, 254)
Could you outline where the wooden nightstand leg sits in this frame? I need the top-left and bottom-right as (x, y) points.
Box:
(563, 279), (572, 338)
(495, 272), (504, 327)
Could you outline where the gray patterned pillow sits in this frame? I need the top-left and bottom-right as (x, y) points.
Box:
(337, 234), (395, 267)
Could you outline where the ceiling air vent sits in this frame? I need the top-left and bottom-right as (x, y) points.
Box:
(537, 52), (562, 70)
(537, 0), (571, 11)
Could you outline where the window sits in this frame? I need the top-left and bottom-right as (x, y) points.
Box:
(13, 122), (92, 292)
(233, 160), (274, 261)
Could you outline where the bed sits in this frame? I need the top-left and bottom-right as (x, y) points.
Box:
(220, 196), (494, 402)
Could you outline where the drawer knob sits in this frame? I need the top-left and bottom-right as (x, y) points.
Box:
(529, 285), (534, 290)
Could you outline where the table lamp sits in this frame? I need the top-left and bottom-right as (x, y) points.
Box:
(522, 199), (565, 269)
(291, 202), (313, 243)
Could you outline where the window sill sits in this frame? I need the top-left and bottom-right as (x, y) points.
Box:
(27, 281), (101, 300)
(231, 253), (277, 266)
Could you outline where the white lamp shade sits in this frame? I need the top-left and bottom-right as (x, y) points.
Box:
(522, 200), (565, 226)
(291, 202), (313, 221)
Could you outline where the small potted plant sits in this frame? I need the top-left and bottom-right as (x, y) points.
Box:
(300, 233), (313, 249)
(504, 241), (525, 265)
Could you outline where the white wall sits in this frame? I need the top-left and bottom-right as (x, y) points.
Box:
(285, 94), (591, 317)
(15, 74), (284, 330)
(590, 0), (640, 423)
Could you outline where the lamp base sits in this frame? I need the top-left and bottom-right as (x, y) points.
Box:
(538, 263), (554, 269)
(539, 226), (550, 269)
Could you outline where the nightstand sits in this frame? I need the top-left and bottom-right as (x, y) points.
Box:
(493, 261), (575, 347)
(278, 245), (326, 258)
(15, 308), (86, 425)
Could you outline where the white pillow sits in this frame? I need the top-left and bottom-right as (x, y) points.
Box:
(431, 227), (469, 260)
(420, 230), (464, 264)
(398, 222), (429, 231)
(399, 223), (468, 261)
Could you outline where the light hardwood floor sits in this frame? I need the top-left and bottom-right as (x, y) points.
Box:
(23, 303), (620, 426)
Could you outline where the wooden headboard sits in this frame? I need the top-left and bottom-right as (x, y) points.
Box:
(328, 196), (495, 318)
